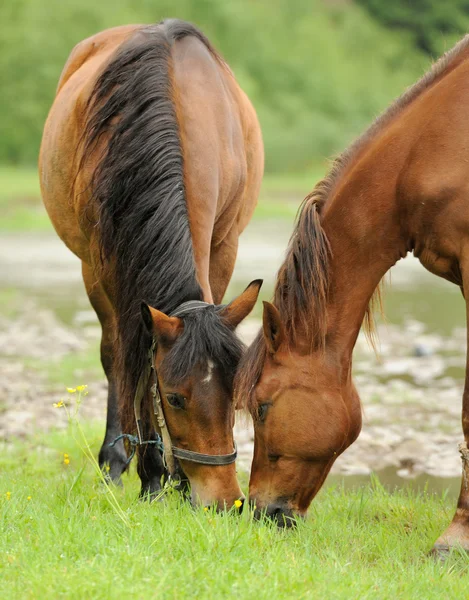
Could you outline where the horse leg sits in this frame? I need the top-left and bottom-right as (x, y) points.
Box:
(82, 262), (128, 483)
(209, 229), (239, 304)
(136, 419), (167, 501)
(433, 277), (469, 553)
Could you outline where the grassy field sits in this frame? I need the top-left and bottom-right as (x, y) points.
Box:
(3, 165), (469, 598)
(1, 394), (469, 600)
(0, 165), (326, 233)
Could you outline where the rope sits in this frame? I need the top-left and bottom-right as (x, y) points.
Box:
(109, 433), (164, 466)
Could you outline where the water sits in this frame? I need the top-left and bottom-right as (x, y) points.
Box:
(327, 468), (461, 500)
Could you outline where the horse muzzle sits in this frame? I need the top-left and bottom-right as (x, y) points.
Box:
(251, 497), (299, 528)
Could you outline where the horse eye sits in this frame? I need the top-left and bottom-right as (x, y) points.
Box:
(166, 393), (186, 410)
(258, 403), (270, 422)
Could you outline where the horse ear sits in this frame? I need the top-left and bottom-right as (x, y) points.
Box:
(140, 303), (183, 345)
(262, 301), (285, 354)
(219, 279), (263, 329)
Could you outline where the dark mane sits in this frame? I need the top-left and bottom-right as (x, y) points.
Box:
(235, 35), (469, 413)
(274, 197), (331, 349)
(79, 20), (224, 420)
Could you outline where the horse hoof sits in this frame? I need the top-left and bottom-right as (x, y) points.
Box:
(430, 543), (451, 561)
(139, 486), (163, 503)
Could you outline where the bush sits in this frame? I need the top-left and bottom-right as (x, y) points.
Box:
(356, 0), (469, 56)
(0, 0), (429, 171)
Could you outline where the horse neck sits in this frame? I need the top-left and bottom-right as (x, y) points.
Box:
(320, 145), (410, 365)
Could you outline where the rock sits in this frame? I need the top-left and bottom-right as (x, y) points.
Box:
(413, 343), (433, 357)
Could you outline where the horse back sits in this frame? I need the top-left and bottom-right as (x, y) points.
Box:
(39, 26), (142, 261)
(39, 23), (262, 269)
(171, 31), (263, 275)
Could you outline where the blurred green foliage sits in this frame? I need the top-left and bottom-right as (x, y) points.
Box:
(0, 0), (433, 171)
(357, 0), (469, 56)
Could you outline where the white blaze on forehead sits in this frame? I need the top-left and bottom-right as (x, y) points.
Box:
(203, 360), (215, 384)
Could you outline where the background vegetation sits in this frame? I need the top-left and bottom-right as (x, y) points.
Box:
(357, 0), (469, 56)
(0, 0), (434, 172)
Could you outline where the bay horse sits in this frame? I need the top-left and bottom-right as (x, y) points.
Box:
(236, 35), (469, 550)
(39, 20), (263, 507)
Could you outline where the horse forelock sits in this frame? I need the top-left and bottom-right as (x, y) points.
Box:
(161, 307), (245, 392)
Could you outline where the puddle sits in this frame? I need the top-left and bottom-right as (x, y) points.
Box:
(327, 467), (461, 500)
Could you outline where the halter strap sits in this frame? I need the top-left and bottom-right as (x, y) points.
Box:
(130, 300), (237, 478)
(172, 443), (237, 465)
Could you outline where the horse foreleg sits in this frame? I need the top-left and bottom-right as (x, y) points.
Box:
(209, 230), (239, 304)
(433, 278), (469, 554)
(82, 262), (128, 483)
(136, 418), (167, 501)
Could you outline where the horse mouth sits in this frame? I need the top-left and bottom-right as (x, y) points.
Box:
(251, 499), (301, 528)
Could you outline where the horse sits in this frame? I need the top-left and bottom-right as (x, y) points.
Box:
(235, 34), (469, 549)
(39, 19), (264, 507)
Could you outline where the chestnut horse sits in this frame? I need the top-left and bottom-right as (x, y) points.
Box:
(236, 35), (469, 549)
(39, 20), (263, 507)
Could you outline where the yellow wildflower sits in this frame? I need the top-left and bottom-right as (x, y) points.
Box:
(27, 496), (31, 501)
(105, 465), (110, 473)
(234, 499), (243, 509)
(66, 387), (76, 394)
(203, 507), (209, 512)
(6, 491), (11, 500)
(53, 400), (64, 408)
(76, 385), (87, 392)
(63, 454), (70, 465)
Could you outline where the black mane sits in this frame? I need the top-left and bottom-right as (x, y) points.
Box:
(80, 20), (225, 416)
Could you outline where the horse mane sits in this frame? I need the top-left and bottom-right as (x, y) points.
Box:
(79, 20), (226, 425)
(235, 34), (469, 413)
(160, 307), (245, 390)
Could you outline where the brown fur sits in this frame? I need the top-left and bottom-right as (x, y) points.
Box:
(237, 34), (469, 550)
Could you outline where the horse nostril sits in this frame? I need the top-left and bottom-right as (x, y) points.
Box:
(266, 505), (282, 517)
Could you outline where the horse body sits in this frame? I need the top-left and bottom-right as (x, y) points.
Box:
(40, 20), (263, 506)
(237, 35), (469, 546)
(40, 23), (262, 300)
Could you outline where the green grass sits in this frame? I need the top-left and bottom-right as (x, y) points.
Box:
(0, 165), (326, 233)
(2, 407), (469, 599)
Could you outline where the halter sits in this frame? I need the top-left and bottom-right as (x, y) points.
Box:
(131, 300), (238, 478)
